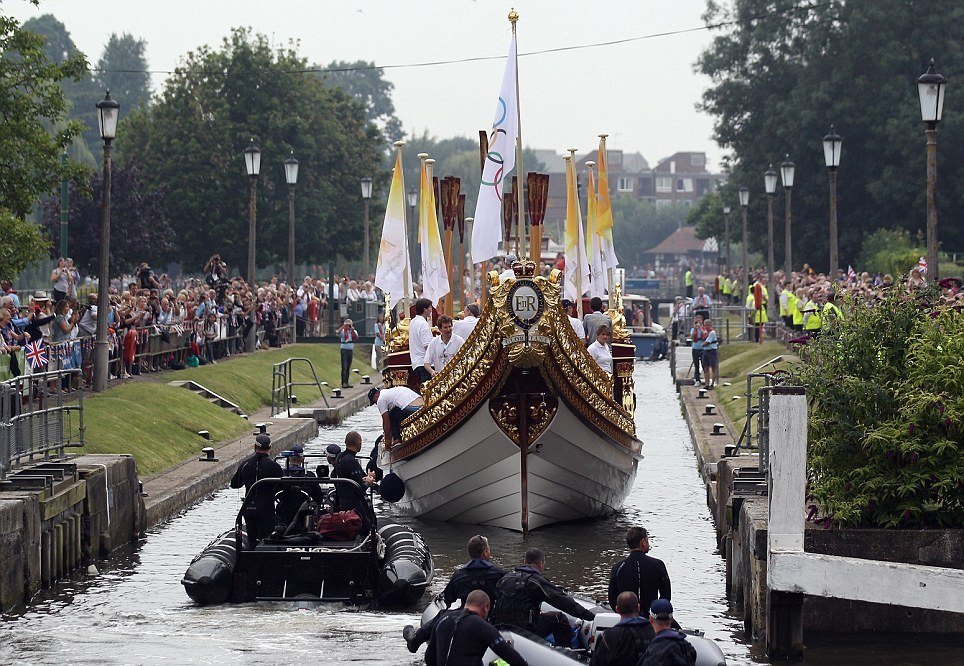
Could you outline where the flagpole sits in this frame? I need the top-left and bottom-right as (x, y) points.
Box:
(567, 148), (585, 318)
(425, 157), (441, 314)
(395, 140), (412, 321)
(509, 8), (525, 260)
(599, 134), (615, 298)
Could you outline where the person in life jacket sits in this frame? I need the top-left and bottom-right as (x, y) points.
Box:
(229, 434), (283, 545)
(745, 276), (769, 342)
(779, 281), (794, 328)
(490, 548), (596, 646)
(425, 590), (528, 666)
(684, 267), (694, 298)
(822, 290), (844, 326)
(590, 591), (655, 666)
(639, 599), (696, 666)
(803, 291), (824, 334)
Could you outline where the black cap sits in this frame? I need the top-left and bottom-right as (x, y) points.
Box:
(562, 299), (573, 309)
(367, 387), (380, 405)
(325, 443), (342, 457)
(255, 434), (271, 450)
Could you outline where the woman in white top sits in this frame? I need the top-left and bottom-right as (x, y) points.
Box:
(587, 325), (613, 375)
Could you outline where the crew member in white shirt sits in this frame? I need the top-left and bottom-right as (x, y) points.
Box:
(499, 254), (517, 283)
(369, 385), (424, 448)
(424, 315), (465, 377)
(409, 297), (434, 382)
(587, 325), (613, 374)
(452, 303), (480, 340)
(562, 299), (585, 343)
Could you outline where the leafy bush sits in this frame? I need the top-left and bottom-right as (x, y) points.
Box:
(790, 284), (964, 528)
(857, 228), (923, 277)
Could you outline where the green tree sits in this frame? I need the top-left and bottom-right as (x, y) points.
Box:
(93, 33), (152, 122)
(0, 8), (87, 282)
(857, 228), (923, 277)
(317, 60), (402, 143)
(611, 194), (686, 269)
(40, 158), (173, 276)
(120, 28), (383, 275)
(698, 0), (964, 275)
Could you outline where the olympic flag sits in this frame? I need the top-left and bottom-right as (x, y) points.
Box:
(375, 145), (410, 311)
(472, 34), (518, 264)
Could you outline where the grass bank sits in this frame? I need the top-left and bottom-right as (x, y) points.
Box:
(80, 343), (373, 477)
(713, 341), (798, 436)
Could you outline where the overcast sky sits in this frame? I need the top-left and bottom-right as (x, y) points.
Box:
(9, 0), (726, 170)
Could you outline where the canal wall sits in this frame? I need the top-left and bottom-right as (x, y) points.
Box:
(671, 342), (964, 648)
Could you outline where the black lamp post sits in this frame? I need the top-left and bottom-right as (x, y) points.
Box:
(361, 176), (373, 277)
(780, 155), (795, 275)
(723, 204), (731, 273)
(739, 185), (749, 286)
(93, 90), (118, 393)
(284, 152), (299, 342)
(764, 164), (777, 317)
(243, 139), (261, 285)
(918, 58), (946, 280)
(822, 126), (842, 277)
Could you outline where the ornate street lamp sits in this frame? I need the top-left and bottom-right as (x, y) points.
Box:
(918, 58), (946, 280)
(780, 155), (795, 275)
(822, 126), (842, 277)
(764, 165), (778, 319)
(739, 185), (749, 288)
(284, 152), (299, 342)
(361, 176), (373, 276)
(93, 90), (119, 393)
(723, 204), (731, 273)
(243, 139), (261, 286)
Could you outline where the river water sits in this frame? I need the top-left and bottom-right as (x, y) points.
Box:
(1, 362), (959, 665)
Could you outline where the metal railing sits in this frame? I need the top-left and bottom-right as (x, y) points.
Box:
(732, 356), (787, 472)
(271, 357), (329, 417)
(0, 369), (85, 481)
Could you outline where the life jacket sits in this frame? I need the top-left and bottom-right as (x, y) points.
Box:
(822, 301), (843, 322)
(780, 289), (792, 317)
(746, 292), (768, 324)
(804, 303), (822, 331)
(491, 571), (538, 629)
(792, 296), (805, 326)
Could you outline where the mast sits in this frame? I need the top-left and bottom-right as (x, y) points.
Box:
(509, 8), (525, 260)
(396, 140), (412, 320)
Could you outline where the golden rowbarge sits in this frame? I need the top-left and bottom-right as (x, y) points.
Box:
(379, 260), (642, 533)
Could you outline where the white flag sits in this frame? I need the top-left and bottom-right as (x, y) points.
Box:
(375, 147), (410, 311)
(472, 35), (518, 264)
(586, 168), (606, 298)
(564, 156), (590, 302)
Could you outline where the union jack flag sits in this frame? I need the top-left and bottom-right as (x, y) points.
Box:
(918, 256), (928, 275)
(847, 265), (857, 284)
(24, 339), (47, 370)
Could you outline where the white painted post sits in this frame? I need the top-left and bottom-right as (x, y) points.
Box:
(767, 387), (807, 554)
(766, 386), (807, 660)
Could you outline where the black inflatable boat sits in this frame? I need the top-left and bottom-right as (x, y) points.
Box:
(182, 476), (433, 606)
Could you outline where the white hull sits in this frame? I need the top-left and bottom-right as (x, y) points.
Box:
(383, 402), (639, 531)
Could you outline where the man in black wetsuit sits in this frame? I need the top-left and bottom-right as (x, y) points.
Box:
(490, 547), (596, 646)
(403, 534), (507, 653)
(229, 434), (283, 545)
(640, 600), (696, 666)
(608, 526), (671, 616)
(426, 590), (527, 666)
(590, 591), (654, 666)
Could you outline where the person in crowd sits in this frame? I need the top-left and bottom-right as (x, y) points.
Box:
(590, 591), (654, 666)
(203, 311), (220, 364)
(424, 315), (464, 377)
(690, 314), (705, 385)
(640, 600), (696, 666)
(331, 430), (376, 521)
(137, 262), (161, 290)
(608, 527), (671, 616)
(562, 299), (585, 342)
(361, 281), (377, 302)
(0, 308), (24, 380)
(701, 319), (719, 389)
(425, 590), (528, 666)
(369, 385), (424, 447)
(684, 266), (694, 298)
(339, 318), (358, 387)
(346, 280), (361, 302)
(409, 298), (434, 382)
(452, 303), (480, 341)
(50, 258), (72, 303)
(692, 286), (711, 322)
(670, 296), (686, 341)
(583, 296), (610, 345)
(373, 313), (387, 370)
(490, 547), (596, 647)
(499, 254), (518, 283)
(746, 275), (768, 343)
(1, 279), (21, 311)
(229, 434), (284, 545)
(588, 324), (613, 375)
